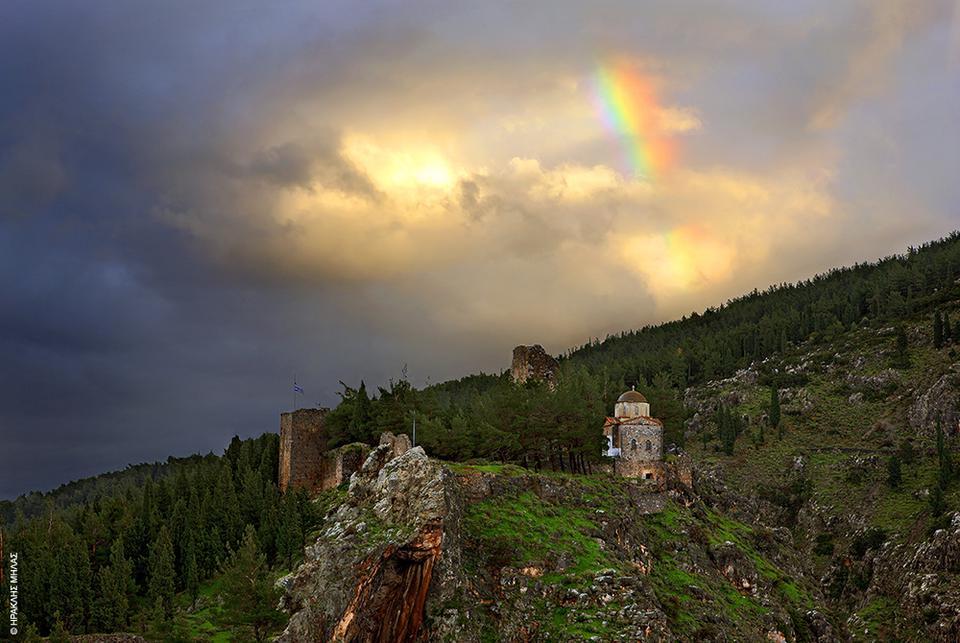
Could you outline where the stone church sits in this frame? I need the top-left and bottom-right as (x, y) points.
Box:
(602, 387), (664, 481)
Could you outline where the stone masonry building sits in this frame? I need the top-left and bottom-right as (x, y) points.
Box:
(511, 344), (559, 388)
(279, 407), (411, 495)
(602, 387), (665, 481)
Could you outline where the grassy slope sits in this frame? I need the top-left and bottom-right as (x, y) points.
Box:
(456, 467), (817, 640)
(690, 311), (959, 536)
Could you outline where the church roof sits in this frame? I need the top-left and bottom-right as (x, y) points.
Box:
(617, 387), (648, 403)
(618, 416), (663, 427)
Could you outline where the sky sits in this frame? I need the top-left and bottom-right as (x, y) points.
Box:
(1, 0), (958, 499)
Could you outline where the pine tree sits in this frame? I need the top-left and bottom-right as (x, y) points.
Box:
(350, 380), (373, 442)
(49, 612), (70, 643)
(886, 455), (902, 488)
(148, 525), (176, 618)
(92, 537), (132, 631)
(945, 312), (953, 343)
(213, 464), (242, 547)
(181, 530), (200, 607)
(934, 311), (944, 348)
(276, 491), (303, 569)
(220, 525), (285, 642)
(769, 386), (782, 440)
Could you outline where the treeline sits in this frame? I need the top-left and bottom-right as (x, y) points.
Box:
(318, 233), (960, 469)
(2, 453), (221, 525)
(564, 231), (960, 388)
(321, 365), (689, 472)
(0, 433), (316, 638)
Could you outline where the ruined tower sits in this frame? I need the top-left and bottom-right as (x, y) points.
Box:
(278, 408), (330, 493)
(278, 407), (374, 495)
(510, 344), (559, 388)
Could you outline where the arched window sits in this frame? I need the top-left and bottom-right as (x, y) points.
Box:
(630, 438), (637, 451)
(645, 440), (652, 452)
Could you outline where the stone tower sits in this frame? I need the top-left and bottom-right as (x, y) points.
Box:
(510, 344), (559, 387)
(278, 408), (330, 493)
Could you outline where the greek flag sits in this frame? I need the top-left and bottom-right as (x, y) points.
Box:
(293, 383), (304, 394)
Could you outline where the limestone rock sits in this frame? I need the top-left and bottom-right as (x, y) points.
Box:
(909, 369), (960, 437)
(279, 447), (464, 642)
(861, 512), (960, 641)
(379, 431), (412, 459)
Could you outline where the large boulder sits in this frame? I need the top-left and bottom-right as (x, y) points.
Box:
(278, 447), (465, 642)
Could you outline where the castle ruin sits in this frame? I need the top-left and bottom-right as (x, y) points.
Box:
(511, 344), (559, 388)
(278, 407), (411, 495)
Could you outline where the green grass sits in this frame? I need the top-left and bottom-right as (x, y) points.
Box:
(541, 605), (616, 639)
(855, 596), (898, 639)
(176, 576), (231, 641)
(463, 490), (617, 583)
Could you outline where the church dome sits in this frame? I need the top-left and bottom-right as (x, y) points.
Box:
(617, 388), (648, 403)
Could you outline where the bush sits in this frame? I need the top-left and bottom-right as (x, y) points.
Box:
(850, 528), (887, 559)
(813, 533), (835, 556)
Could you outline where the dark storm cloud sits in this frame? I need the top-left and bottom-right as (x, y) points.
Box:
(1, 0), (957, 499)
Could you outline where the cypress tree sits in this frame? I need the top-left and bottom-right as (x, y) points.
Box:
(934, 311), (944, 348)
(886, 454), (902, 488)
(893, 324), (910, 368)
(930, 484), (946, 517)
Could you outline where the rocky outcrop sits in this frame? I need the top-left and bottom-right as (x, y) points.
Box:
(278, 447), (463, 642)
(909, 368), (960, 437)
(845, 368), (901, 399)
(860, 513), (960, 642)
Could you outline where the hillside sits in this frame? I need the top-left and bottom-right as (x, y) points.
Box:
(2, 234), (960, 641)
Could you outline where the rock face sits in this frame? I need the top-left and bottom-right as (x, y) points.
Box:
(510, 344), (559, 387)
(378, 431), (412, 459)
(909, 368), (960, 437)
(855, 513), (960, 641)
(278, 447), (463, 642)
(278, 448), (832, 641)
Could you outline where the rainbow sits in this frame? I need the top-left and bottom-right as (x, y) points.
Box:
(592, 63), (675, 179)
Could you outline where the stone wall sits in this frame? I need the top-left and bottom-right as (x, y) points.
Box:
(511, 344), (559, 387)
(279, 408), (388, 495)
(614, 422), (664, 481)
(279, 408), (330, 493)
(318, 443), (370, 493)
(379, 431), (412, 459)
